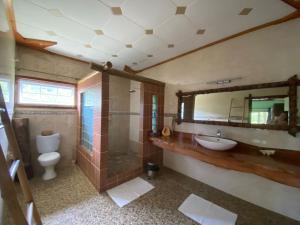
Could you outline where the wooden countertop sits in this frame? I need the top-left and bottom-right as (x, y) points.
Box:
(150, 134), (300, 188)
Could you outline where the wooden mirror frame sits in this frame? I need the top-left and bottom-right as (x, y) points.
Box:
(176, 75), (299, 136)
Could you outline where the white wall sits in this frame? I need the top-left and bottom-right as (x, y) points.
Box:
(139, 18), (300, 221)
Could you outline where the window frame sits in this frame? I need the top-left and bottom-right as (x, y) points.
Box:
(15, 76), (77, 109)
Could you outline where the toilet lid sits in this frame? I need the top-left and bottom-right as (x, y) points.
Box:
(38, 152), (60, 162)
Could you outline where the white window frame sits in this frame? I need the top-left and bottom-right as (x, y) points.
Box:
(16, 77), (76, 108)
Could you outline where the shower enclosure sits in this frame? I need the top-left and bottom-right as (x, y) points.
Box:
(108, 76), (141, 177)
(77, 70), (164, 192)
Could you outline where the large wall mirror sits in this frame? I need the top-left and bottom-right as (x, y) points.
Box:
(177, 75), (299, 135)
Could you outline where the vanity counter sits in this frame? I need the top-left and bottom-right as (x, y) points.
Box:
(150, 133), (300, 188)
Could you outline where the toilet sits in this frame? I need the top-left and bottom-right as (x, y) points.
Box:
(36, 133), (61, 180)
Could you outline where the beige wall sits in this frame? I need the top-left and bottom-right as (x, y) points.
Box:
(139, 18), (300, 150)
(14, 109), (77, 175)
(16, 45), (93, 83)
(0, 0), (15, 222)
(14, 46), (92, 175)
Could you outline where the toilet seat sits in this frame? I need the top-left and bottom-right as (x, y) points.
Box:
(38, 152), (60, 163)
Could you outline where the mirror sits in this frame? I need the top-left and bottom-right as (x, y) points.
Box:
(193, 87), (289, 126)
(177, 76), (299, 133)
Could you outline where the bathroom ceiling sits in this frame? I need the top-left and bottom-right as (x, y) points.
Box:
(13, 0), (295, 71)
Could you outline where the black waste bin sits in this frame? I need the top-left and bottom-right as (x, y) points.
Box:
(146, 162), (159, 178)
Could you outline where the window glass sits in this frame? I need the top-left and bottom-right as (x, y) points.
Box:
(80, 90), (95, 151)
(18, 78), (75, 107)
(0, 79), (9, 102)
(251, 112), (269, 124)
(152, 95), (158, 133)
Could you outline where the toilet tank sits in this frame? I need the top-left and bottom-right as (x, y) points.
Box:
(36, 133), (60, 154)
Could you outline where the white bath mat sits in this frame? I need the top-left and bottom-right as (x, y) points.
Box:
(178, 194), (237, 225)
(107, 177), (154, 207)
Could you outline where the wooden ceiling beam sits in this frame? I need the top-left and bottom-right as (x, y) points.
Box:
(281, 0), (300, 10)
(5, 0), (57, 49)
(123, 65), (137, 74)
(91, 62), (165, 86)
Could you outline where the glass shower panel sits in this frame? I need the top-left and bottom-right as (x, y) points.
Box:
(152, 95), (158, 134)
(80, 90), (95, 151)
(108, 76), (141, 177)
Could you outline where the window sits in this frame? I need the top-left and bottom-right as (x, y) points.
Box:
(251, 112), (269, 124)
(0, 79), (10, 103)
(17, 78), (75, 107)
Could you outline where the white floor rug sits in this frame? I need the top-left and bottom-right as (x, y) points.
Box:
(107, 177), (154, 207)
(178, 194), (237, 225)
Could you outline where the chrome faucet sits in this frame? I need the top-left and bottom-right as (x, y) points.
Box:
(216, 129), (222, 138)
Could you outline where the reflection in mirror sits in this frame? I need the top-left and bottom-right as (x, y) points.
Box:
(180, 95), (194, 121)
(193, 87), (289, 125)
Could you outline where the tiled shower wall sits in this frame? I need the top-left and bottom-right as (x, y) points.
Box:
(104, 81), (165, 190)
(76, 72), (108, 192)
(141, 83), (165, 167)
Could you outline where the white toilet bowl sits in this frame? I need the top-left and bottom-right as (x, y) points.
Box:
(36, 133), (61, 180)
(38, 152), (61, 180)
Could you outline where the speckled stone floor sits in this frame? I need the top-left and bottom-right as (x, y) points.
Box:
(3, 165), (300, 225)
(108, 152), (140, 177)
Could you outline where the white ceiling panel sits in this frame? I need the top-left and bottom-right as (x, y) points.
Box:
(91, 35), (124, 54)
(103, 16), (144, 43)
(186, 0), (294, 28)
(82, 48), (109, 64)
(14, 0), (296, 71)
(156, 15), (196, 44)
(100, 0), (126, 7)
(117, 48), (148, 64)
(170, 0), (198, 6)
(29, 0), (112, 29)
(133, 35), (167, 53)
(16, 22), (59, 41)
(123, 0), (176, 28)
(132, 55), (168, 71)
(46, 37), (87, 60)
(14, 0), (95, 43)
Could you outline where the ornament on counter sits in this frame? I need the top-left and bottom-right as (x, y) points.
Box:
(162, 127), (171, 137)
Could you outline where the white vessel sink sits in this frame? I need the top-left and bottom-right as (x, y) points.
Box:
(195, 135), (237, 151)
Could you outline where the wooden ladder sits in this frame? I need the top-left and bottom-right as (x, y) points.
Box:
(0, 86), (42, 225)
(228, 98), (247, 123)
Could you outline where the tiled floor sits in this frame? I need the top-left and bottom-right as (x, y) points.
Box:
(108, 152), (140, 177)
(3, 165), (300, 225)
